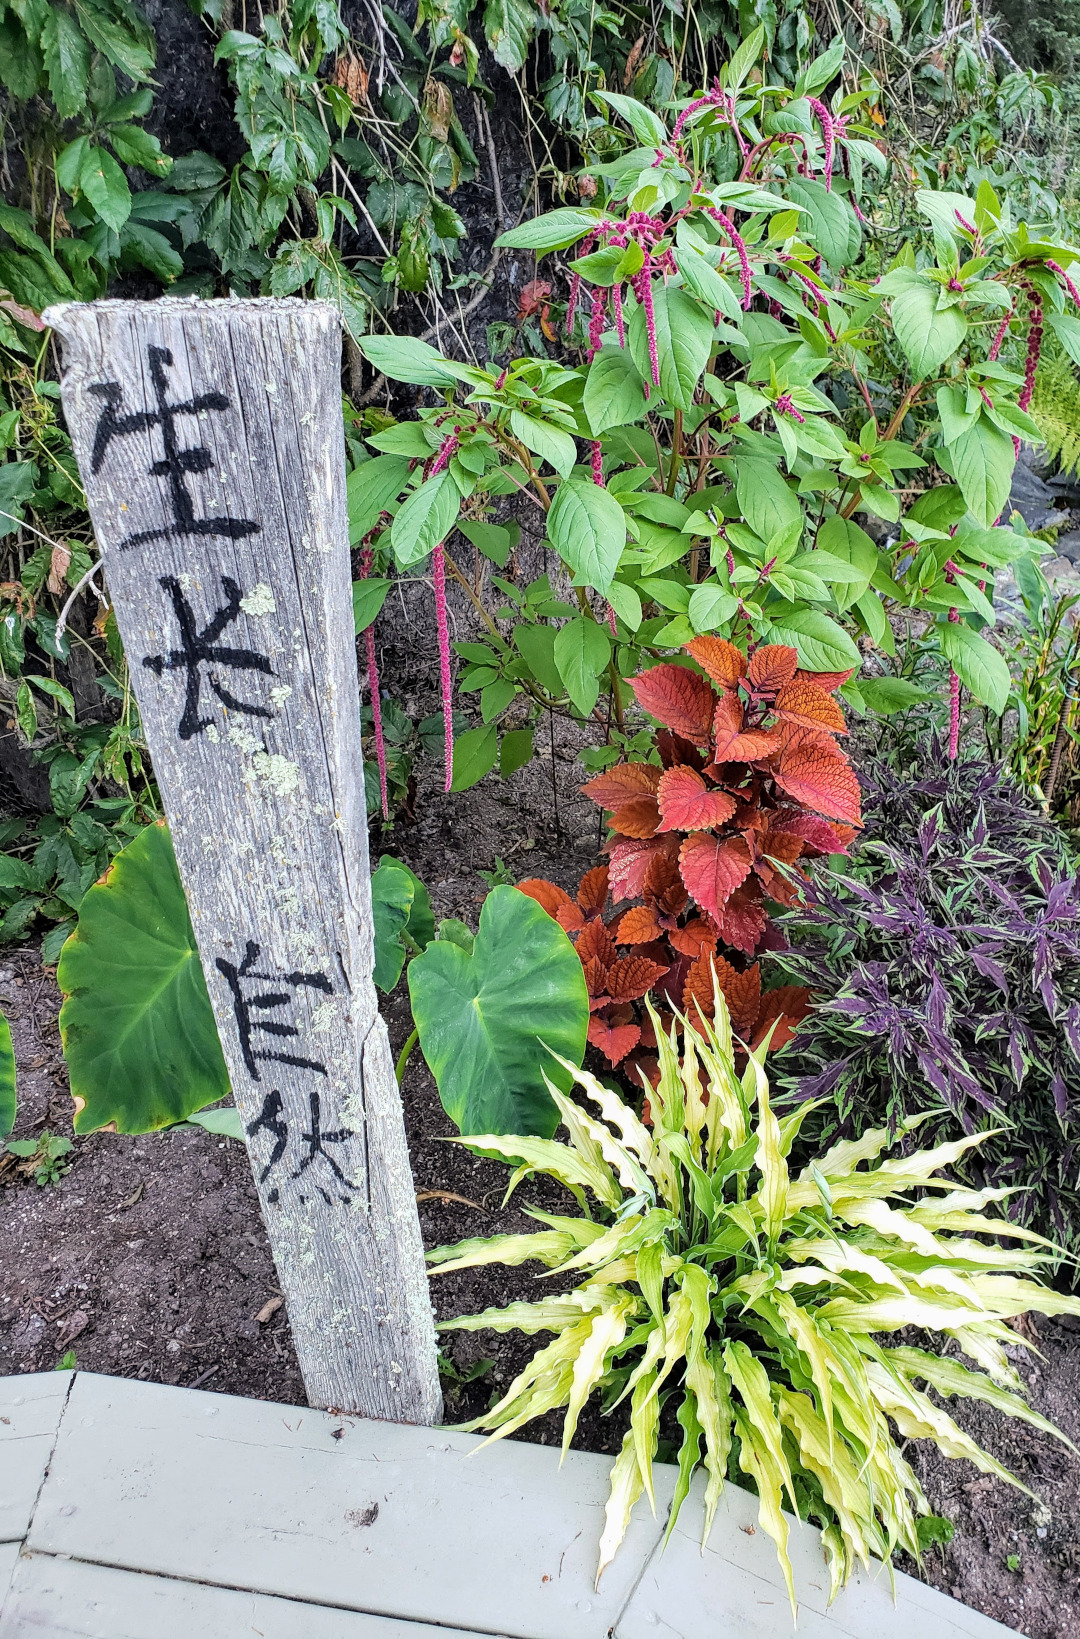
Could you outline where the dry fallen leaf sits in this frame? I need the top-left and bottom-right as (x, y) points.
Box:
(256, 1295), (285, 1325)
(119, 1182), (144, 1208)
(415, 1189), (485, 1210)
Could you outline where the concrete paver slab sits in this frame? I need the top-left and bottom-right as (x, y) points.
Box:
(0, 1544), (20, 1613)
(619, 1471), (1014, 1639)
(0, 1375), (71, 1543)
(28, 1373), (670, 1639)
(0, 1555), (500, 1639)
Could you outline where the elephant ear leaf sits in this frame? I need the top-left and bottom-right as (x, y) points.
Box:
(58, 820), (230, 1134)
(407, 885), (589, 1138)
(0, 1010), (14, 1139)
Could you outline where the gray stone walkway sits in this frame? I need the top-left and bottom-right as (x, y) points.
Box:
(0, 1370), (1013, 1639)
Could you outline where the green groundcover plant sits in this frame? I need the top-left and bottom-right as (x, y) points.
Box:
(430, 987), (1080, 1608)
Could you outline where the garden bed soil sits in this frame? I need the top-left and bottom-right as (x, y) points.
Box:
(3, 608), (1080, 1638)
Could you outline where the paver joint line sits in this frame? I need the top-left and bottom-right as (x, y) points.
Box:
(6, 1549), (523, 1639)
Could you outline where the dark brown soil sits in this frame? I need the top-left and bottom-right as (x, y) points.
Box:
(3, 609), (1080, 1635)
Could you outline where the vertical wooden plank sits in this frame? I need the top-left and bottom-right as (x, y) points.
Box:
(44, 298), (440, 1425)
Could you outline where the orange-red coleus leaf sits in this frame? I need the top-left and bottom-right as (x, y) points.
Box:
(656, 766), (738, 833)
(581, 957), (610, 1000)
(581, 762), (661, 810)
(610, 795), (661, 838)
(642, 851), (688, 916)
(751, 985), (812, 1053)
(747, 644), (799, 691)
(775, 743), (862, 824)
(715, 883), (768, 955)
(668, 917), (718, 958)
(684, 635), (746, 689)
(588, 1016), (642, 1066)
(617, 905), (665, 944)
(684, 952), (761, 1036)
(516, 878), (584, 932)
(608, 836), (677, 900)
(773, 680), (847, 735)
(576, 865), (609, 918)
(630, 664), (716, 745)
(607, 955), (669, 1001)
(713, 693), (782, 763)
(767, 808), (850, 856)
(678, 832), (752, 922)
(577, 917), (617, 969)
(796, 667), (855, 692)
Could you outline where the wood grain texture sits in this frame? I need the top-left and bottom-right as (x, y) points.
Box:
(44, 298), (440, 1424)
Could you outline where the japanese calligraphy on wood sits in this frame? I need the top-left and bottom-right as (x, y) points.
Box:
(45, 298), (441, 1424)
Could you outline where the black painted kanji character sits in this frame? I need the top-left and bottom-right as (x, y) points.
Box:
(246, 1088), (288, 1184)
(143, 576), (275, 740)
(217, 941), (332, 1080)
(293, 1090), (356, 1201)
(89, 345), (259, 551)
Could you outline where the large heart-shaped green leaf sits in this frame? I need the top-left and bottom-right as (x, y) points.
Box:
(58, 821), (229, 1134)
(407, 885), (588, 1137)
(0, 1010), (14, 1139)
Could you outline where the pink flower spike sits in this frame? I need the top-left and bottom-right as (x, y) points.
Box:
(709, 208), (752, 309)
(988, 307), (1012, 361)
(947, 606), (961, 761)
(1020, 294), (1043, 414)
(426, 429), (460, 479)
(851, 197), (868, 227)
(607, 602), (618, 637)
(671, 91), (717, 144)
(641, 258), (661, 386)
(806, 98), (835, 191)
(774, 393), (805, 423)
(587, 284), (606, 361)
(358, 547), (389, 820)
(613, 283), (626, 348)
(433, 542), (454, 794)
(591, 439), (604, 486)
(1047, 259), (1080, 310)
(566, 272), (582, 340)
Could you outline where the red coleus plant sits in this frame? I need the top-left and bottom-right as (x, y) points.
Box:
(518, 639), (855, 1075)
(589, 638), (860, 942)
(518, 861), (811, 1074)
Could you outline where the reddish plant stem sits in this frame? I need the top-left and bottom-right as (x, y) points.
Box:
(433, 542), (454, 794)
(358, 545), (388, 819)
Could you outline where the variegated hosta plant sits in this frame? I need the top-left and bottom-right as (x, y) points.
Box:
(430, 987), (1080, 1612)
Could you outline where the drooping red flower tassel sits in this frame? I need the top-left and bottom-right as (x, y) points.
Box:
(707, 208), (752, 309)
(358, 545), (389, 820)
(806, 98), (835, 191)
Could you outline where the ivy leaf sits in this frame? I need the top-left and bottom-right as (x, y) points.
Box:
(483, 0), (537, 70)
(628, 285), (714, 412)
(547, 477), (626, 594)
(106, 123), (172, 176)
(41, 8), (90, 118)
(390, 470), (459, 568)
(553, 616), (611, 715)
(78, 142), (132, 233)
(940, 620), (1011, 712)
(886, 271), (967, 377)
(949, 415), (1015, 528)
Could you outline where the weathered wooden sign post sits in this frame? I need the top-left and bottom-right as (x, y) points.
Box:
(45, 297), (441, 1425)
